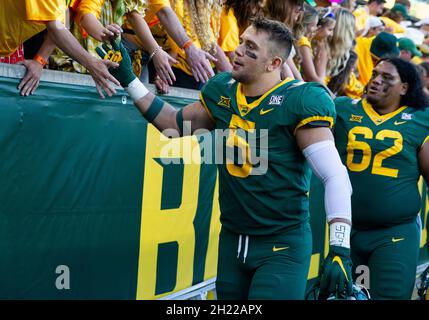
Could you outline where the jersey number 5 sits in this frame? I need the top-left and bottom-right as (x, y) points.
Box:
(346, 126), (403, 178)
(227, 115), (256, 178)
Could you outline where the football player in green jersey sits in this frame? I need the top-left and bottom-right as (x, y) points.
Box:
(334, 57), (429, 299)
(98, 17), (354, 300)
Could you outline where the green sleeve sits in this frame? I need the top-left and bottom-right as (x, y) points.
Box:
(334, 96), (354, 109)
(289, 83), (336, 134)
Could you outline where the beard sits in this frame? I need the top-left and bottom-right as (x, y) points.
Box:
(231, 69), (253, 84)
(365, 94), (379, 106)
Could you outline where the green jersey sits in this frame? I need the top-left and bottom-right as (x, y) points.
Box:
(200, 72), (336, 235)
(334, 97), (429, 229)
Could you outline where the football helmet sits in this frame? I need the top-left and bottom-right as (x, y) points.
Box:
(417, 265), (429, 300)
(306, 282), (371, 300)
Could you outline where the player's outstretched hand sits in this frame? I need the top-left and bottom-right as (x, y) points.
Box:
(95, 40), (136, 88)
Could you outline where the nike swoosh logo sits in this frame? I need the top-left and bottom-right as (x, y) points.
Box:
(272, 246), (289, 252)
(332, 256), (349, 281)
(394, 121), (407, 125)
(260, 108), (274, 115)
(392, 237), (405, 243)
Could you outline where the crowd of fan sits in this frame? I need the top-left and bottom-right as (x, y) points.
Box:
(1, 0), (429, 98)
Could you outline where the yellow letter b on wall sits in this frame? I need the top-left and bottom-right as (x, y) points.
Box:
(136, 125), (201, 299)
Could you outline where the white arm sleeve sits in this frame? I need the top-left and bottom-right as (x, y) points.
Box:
(303, 140), (352, 223)
(303, 140), (352, 248)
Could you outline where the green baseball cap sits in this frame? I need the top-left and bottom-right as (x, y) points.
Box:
(398, 37), (423, 57)
(391, 3), (409, 19)
(370, 32), (400, 59)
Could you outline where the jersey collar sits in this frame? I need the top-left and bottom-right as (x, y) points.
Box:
(362, 99), (408, 126)
(235, 78), (294, 117)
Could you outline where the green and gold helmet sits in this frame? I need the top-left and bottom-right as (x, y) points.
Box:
(306, 282), (371, 300)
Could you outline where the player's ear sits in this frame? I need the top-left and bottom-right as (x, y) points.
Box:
(399, 82), (409, 96)
(267, 56), (283, 72)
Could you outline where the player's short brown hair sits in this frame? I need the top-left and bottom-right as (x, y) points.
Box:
(251, 17), (294, 62)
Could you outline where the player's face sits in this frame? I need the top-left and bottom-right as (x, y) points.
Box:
(366, 61), (408, 107)
(232, 26), (271, 83)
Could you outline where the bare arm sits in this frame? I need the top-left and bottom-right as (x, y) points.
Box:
(133, 93), (215, 136)
(156, 6), (217, 83)
(18, 34), (56, 96)
(296, 125), (334, 150)
(126, 11), (177, 85)
(45, 20), (120, 98)
(156, 6), (190, 53)
(299, 45), (325, 83)
(35, 33), (57, 60)
(314, 43), (328, 83)
(281, 62), (294, 79)
(419, 139), (429, 185)
(286, 56), (303, 81)
(80, 13), (122, 42)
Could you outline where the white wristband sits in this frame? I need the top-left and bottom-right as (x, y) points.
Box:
(125, 78), (149, 101)
(329, 222), (351, 249)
